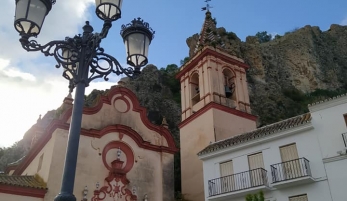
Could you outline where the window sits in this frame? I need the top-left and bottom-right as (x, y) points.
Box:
(37, 153), (44, 172)
(220, 160), (233, 177)
(289, 194), (308, 201)
(280, 143), (299, 162)
(248, 152), (264, 170)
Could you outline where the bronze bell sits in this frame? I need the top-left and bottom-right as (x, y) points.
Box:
(225, 85), (232, 98)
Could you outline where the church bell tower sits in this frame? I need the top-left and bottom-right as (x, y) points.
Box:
(176, 10), (258, 201)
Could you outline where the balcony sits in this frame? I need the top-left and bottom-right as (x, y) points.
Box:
(271, 158), (314, 188)
(208, 168), (269, 200)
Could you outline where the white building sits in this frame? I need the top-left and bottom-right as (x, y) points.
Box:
(198, 94), (347, 201)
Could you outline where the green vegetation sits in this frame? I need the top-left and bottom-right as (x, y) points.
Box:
(0, 141), (28, 171)
(274, 34), (282, 40)
(175, 192), (192, 201)
(283, 87), (347, 110)
(159, 64), (181, 105)
(245, 191), (265, 201)
(226, 31), (237, 40)
(255, 31), (272, 43)
(180, 57), (190, 66)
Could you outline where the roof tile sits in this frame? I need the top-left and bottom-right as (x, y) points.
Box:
(0, 174), (47, 189)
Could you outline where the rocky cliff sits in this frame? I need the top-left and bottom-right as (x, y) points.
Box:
(187, 24), (347, 124)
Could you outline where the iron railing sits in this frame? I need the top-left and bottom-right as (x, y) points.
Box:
(270, 157), (311, 183)
(342, 132), (347, 147)
(208, 168), (268, 197)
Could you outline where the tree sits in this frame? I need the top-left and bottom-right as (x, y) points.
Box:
(245, 191), (264, 201)
(0, 141), (28, 171)
(180, 57), (190, 66)
(255, 31), (272, 43)
(274, 34), (282, 40)
(159, 64), (181, 104)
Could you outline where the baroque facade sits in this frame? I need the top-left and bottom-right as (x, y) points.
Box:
(0, 86), (178, 201)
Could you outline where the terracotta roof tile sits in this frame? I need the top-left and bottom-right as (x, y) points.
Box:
(198, 113), (312, 156)
(308, 93), (347, 107)
(0, 175), (47, 189)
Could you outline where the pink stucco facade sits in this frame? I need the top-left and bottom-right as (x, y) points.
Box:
(177, 47), (257, 201)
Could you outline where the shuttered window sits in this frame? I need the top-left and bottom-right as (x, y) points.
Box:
(248, 152), (265, 186)
(248, 152), (264, 170)
(280, 143), (299, 162)
(220, 160), (233, 177)
(219, 160), (234, 193)
(289, 194), (308, 201)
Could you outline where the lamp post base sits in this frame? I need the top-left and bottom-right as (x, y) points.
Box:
(54, 192), (76, 201)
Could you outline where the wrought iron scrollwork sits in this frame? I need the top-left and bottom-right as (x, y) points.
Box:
(19, 21), (137, 92)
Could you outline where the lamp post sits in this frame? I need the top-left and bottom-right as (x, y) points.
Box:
(13, 1), (155, 201)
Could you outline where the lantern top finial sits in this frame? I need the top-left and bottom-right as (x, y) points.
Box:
(120, 18), (155, 41)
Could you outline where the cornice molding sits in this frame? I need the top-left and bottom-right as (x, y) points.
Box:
(0, 184), (46, 198)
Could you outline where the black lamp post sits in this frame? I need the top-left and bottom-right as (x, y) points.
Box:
(13, 1), (155, 201)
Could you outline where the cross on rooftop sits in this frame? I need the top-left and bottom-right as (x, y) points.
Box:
(201, 0), (213, 11)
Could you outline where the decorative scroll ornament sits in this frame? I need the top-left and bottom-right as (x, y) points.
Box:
(19, 21), (136, 92)
(92, 142), (136, 201)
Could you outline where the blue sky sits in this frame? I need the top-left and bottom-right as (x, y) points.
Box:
(0, 0), (346, 147)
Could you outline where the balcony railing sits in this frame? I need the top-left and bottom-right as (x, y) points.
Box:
(342, 132), (347, 147)
(271, 158), (311, 183)
(208, 168), (268, 197)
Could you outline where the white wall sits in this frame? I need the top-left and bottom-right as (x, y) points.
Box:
(223, 180), (331, 201)
(309, 97), (347, 201)
(202, 124), (330, 201)
(0, 193), (43, 201)
(324, 159), (347, 201)
(22, 132), (56, 182)
(310, 99), (347, 159)
(201, 96), (347, 201)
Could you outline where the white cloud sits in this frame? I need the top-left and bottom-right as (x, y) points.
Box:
(341, 17), (347, 25)
(3, 68), (36, 82)
(0, 0), (121, 148)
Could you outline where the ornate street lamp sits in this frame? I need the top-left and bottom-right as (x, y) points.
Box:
(13, 1), (155, 201)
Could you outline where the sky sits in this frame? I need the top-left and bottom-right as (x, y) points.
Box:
(0, 0), (347, 148)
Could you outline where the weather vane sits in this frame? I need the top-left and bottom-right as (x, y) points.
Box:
(201, 0), (213, 11)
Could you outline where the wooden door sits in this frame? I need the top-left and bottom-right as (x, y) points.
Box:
(248, 152), (265, 187)
(220, 160), (234, 193)
(280, 144), (300, 179)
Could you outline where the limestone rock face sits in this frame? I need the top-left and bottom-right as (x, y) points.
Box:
(187, 24), (347, 125)
(121, 65), (181, 141)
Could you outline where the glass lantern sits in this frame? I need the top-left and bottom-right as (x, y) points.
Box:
(120, 18), (155, 69)
(95, 0), (122, 21)
(14, 0), (53, 36)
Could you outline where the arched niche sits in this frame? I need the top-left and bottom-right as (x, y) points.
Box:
(222, 68), (236, 101)
(190, 72), (200, 105)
